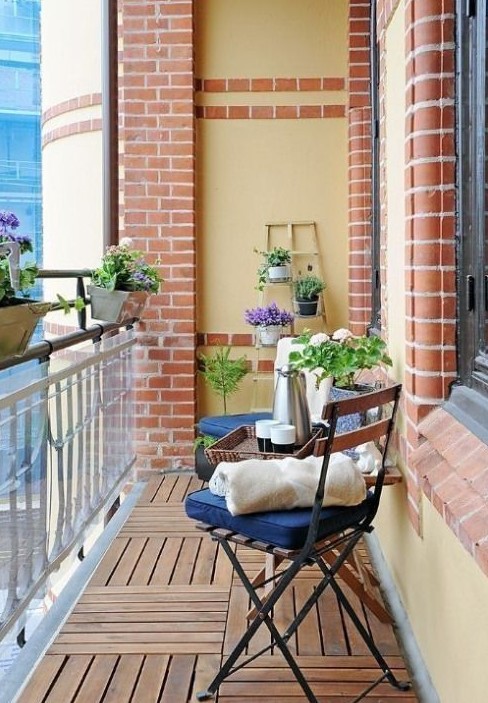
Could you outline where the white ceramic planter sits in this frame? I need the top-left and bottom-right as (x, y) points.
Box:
(267, 264), (291, 283)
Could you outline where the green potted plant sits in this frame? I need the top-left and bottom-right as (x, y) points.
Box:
(0, 210), (51, 360)
(293, 274), (326, 316)
(193, 434), (218, 481)
(244, 302), (294, 346)
(289, 328), (392, 390)
(198, 346), (249, 415)
(89, 238), (163, 322)
(254, 246), (292, 291)
(289, 328), (393, 434)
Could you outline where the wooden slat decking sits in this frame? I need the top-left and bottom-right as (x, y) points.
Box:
(19, 473), (419, 702)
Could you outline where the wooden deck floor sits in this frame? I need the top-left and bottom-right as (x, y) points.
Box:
(19, 473), (419, 702)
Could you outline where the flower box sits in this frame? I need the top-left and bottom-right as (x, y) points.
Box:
(0, 299), (51, 360)
(88, 286), (150, 323)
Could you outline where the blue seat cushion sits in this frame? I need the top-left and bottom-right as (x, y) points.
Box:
(198, 412), (273, 438)
(185, 488), (374, 551)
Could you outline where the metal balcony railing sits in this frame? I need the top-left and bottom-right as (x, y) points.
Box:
(0, 274), (141, 652)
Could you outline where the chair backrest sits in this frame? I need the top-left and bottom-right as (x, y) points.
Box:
(306, 383), (402, 545)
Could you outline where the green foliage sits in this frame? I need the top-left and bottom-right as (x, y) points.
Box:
(56, 294), (86, 315)
(289, 329), (392, 389)
(193, 434), (218, 451)
(254, 246), (292, 291)
(198, 346), (248, 414)
(91, 241), (162, 293)
(293, 274), (326, 301)
(0, 259), (38, 306)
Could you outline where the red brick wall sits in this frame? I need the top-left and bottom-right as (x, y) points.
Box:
(119, 0), (197, 473)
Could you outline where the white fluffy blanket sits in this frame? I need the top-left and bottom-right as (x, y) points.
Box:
(209, 452), (367, 516)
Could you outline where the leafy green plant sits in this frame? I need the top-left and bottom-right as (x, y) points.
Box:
(254, 246), (292, 291)
(289, 328), (392, 389)
(91, 238), (162, 293)
(293, 274), (326, 301)
(198, 346), (249, 414)
(194, 434), (218, 451)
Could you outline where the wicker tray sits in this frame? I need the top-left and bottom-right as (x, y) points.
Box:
(205, 425), (323, 466)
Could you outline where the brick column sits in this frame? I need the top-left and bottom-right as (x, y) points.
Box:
(119, 0), (197, 473)
(348, 0), (372, 334)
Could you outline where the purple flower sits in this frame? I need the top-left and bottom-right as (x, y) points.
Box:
(0, 211), (20, 234)
(244, 302), (294, 327)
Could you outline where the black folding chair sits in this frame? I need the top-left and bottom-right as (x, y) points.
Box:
(185, 383), (410, 702)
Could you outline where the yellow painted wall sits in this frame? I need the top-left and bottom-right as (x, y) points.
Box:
(41, 0), (103, 306)
(196, 0), (349, 415)
(378, 3), (488, 701)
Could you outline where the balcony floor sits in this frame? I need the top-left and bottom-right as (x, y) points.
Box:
(18, 473), (419, 702)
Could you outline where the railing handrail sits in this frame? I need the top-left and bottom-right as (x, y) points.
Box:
(0, 319), (135, 372)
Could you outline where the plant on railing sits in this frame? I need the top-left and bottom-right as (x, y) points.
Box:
(91, 238), (162, 293)
(88, 238), (163, 322)
(0, 210), (37, 305)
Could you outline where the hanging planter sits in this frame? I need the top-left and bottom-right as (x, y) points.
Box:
(267, 264), (291, 283)
(257, 325), (282, 347)
(89, 238), (163, 323)
(0, 299), (51, 360)
(255, 246), (292, 290)
(244, 302), (294, 347)
(295, 297), (319, 317)
(293, 274), (325, 317)
(88, 286), (150, 323)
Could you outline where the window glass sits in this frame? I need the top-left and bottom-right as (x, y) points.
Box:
(0, 0), (42, 262)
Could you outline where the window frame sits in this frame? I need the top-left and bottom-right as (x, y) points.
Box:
(369, 0), (381, 334)
(446, 0), (488, 443)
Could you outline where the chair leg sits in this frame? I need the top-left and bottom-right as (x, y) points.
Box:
(321, 561), (411, 696)
(198, 538), (320, 703)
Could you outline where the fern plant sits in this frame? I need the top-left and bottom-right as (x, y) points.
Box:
(198, 346), (248, 414)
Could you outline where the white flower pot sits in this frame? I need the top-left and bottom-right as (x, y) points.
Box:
(257, 325), (282, 347)
(267, 265), (291, 283)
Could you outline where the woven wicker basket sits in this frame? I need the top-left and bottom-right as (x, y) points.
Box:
(205, 425), (323, 467)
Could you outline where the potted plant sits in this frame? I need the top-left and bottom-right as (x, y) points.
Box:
(198, 346), (249, 415)
(0, 210), (51, 360)
(293, 274), (326, 316)
(289, 328), (392, 434)
(89, 238), (163, 322)
(194, 434), (218, 481)
(244, 302), (294, 346)
(289, 328), (392, 390)
(255, 246), (292, 291)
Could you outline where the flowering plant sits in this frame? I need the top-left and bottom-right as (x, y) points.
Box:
(244, 302), (294, 328)
(0, 210), (38, 306)
(91, 238), (162, 293)
(289, 328), (392, 389)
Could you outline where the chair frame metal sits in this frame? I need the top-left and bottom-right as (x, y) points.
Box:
(194, 383), (411, 702)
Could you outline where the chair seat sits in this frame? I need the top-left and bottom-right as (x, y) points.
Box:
(198, 412), (272, 438)
(185, 488), (374, 550)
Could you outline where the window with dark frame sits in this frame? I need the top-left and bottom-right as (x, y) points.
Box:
(446, 0), (488, 443)
(369, 0), (381, 334)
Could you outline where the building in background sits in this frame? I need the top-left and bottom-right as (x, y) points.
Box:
(0, 0), (41, 260)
